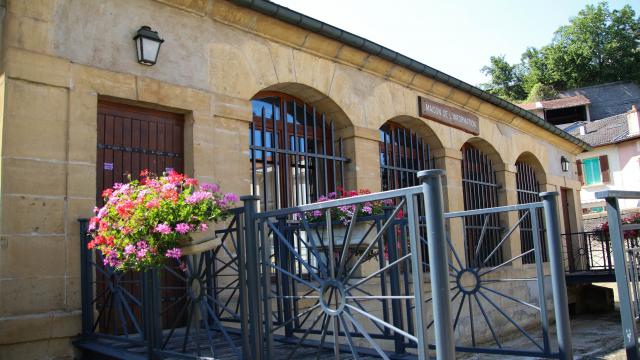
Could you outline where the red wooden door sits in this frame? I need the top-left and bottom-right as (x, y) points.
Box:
(96, 100), (186, 334)
(97, 100), (184, 204)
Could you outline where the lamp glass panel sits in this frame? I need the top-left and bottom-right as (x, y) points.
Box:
(141, 37), (160, 63)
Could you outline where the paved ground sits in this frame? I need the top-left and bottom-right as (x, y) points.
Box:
(463, 312), (625, 359)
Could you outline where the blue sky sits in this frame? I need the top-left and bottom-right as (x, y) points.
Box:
(273, 0), (638, 87)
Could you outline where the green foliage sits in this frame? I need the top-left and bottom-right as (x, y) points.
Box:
(482, 2), (640, 102)
(480, 55), (527, 101)
(525, 83), (559, 102)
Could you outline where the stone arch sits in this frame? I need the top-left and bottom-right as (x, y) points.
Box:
(381, 115), (445, 152)
(515, 151), (548, 185)
(461, 137), (504, 170)
(248, 83), (357, 209)
(255, 82), (353, 130)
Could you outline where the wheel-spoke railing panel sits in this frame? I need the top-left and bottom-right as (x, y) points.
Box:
(255, 185), (430, 359)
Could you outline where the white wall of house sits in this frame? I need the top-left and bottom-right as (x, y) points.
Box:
(578, 139), (640, 210)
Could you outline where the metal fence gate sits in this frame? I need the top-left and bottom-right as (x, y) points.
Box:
(78, 171), (574, 360)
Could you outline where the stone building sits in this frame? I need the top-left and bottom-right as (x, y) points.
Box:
(0, 0), (590, 358)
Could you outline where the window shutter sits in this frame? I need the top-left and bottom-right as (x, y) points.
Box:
(600, 155), (610, 183)
(576, 159), (584, 184)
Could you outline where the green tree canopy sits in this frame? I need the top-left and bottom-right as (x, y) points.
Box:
(481, 2), (640, 102)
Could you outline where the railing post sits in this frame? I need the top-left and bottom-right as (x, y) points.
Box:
(384, 206), (406, 355)
(602, 194), (639, 359)
(241, 195), (263, 360)
(142, 269), (161, 360)
(78, 218), (94, 337)
(540, 192), (573, 360)
(418, 169), (455, 360)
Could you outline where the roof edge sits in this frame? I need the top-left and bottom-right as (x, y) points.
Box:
(230, 0), (592, 151)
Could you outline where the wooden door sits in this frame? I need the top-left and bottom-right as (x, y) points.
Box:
(96, 100), (186, 334)
(97, 100), (184, 204)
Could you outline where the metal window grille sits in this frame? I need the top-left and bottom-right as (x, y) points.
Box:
(516, 161), (548, 263)
(249, 94), (349, 211)
(379, 121), (434, 269)
(379, 122), (434, 191)
(461, 144), (502, 267)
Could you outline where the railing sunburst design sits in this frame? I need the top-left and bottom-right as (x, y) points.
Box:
(256, 187), (430, 359)
(436, 204), (554, 357)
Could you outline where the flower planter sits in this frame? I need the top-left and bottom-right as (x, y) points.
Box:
(315, 221), (377, 247)
(313, 222), (380, 278)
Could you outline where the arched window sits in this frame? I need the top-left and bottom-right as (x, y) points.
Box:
(250, 92), (349, 210)
(516, 160), (547, 263)
(461, 143), (502, 267)
(379, 121), (434, 191)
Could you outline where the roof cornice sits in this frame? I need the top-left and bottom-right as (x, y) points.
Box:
(230, 0), (592, 151)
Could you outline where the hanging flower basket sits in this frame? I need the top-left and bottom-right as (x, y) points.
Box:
(87, 170), (237, 272)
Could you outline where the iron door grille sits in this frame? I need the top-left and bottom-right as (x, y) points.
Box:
(249, 94), (349, 211)
(516, 161), (548, 263)
(461, 144), (502, 267)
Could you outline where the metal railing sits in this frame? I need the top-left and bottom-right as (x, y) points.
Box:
(77, 171), (574, 360)
(77, 205), (252, 360)
(595, 190), (640, 360)
(627, 247), (640, 320)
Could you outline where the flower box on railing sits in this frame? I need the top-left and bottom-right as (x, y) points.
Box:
(86, 170), (237, 272)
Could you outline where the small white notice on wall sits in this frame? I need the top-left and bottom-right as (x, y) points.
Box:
(104, 162), (114, 170)
(165, 167), (174, 173)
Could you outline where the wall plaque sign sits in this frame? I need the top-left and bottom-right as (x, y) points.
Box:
(418, 96), (479, 135)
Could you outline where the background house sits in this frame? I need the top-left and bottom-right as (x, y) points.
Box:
(520, 81), (640, 224)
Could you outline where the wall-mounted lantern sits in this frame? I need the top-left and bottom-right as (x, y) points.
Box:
(133, 26), (164, 66)
(561, 156), (570, 172)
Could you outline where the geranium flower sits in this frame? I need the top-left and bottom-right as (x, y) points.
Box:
(175, 223), (191, 234)
(154, 223), (172, 234)
(166, 248), (182, 259)
(201, 183), (219, 193)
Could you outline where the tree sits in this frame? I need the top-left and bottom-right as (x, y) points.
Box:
(480, 55), (527, 101)
(482, 2), (640, 102)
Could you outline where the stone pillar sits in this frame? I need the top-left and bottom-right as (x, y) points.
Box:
(337, 126), (382, 192)
(433, 148), (466, 267)
(206, 95), (253, 198)
(495, 164), (522, 268)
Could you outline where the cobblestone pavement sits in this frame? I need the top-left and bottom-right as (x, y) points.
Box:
(461, 312), (625, 359)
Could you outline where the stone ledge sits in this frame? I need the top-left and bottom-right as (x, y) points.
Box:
(0, 311), (81, 345)
(4, 47), (71, 89)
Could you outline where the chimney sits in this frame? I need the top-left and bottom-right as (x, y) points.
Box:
(579, 125), (586, 135)
(628, 104), (640, 136)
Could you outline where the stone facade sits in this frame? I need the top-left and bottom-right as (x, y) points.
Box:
(0, 0), (586, 358)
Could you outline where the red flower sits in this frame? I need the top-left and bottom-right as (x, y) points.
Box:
(163, 189), (178, 202)
(102, 188), (113, 199)
(116, 200), (135, 217)
(167, 170), (184, 185)
(184, 177), (198, 187)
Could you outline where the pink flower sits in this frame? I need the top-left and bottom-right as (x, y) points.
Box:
(136, 241), (149, 259)
(154, 223), (172, 234)
(124, 244), (136, 255)
(200, 183), (219, 193)
(166, 248), (182, 259)
(185, 191), (212, 204)
(175, 223), (191, 234)
(224, 193), (238, 203)
(146, 199), (160, 209)
(199, 223), (208, 231)
(178, 262), (188, 272)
